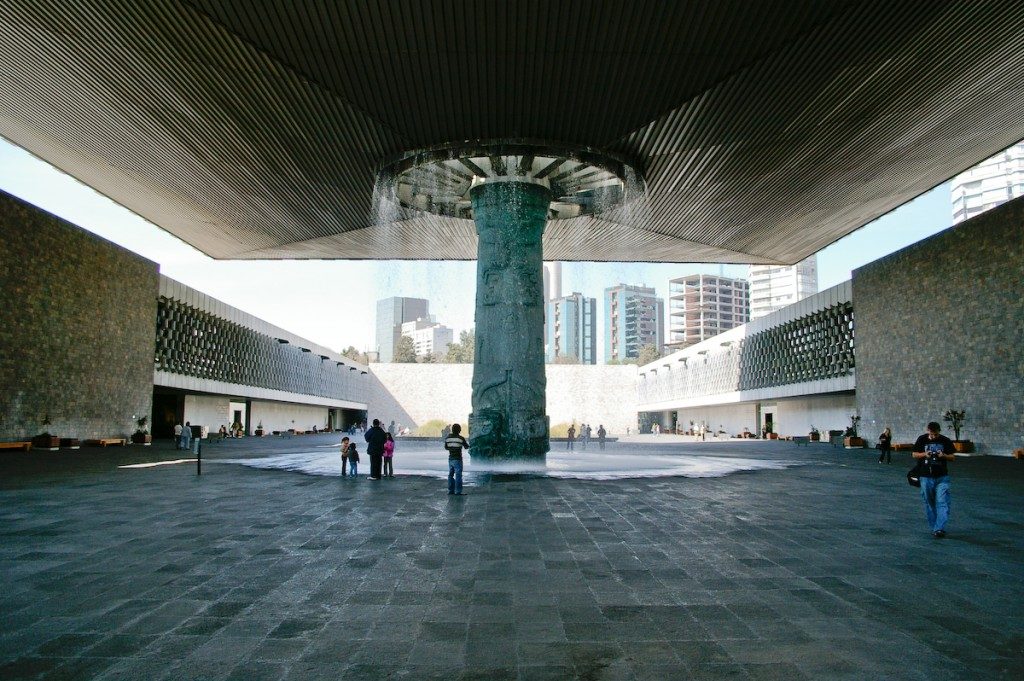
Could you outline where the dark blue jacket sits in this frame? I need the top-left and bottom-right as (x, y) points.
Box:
(365, 425), (387, 456)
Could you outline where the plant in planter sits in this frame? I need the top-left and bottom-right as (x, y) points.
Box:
(844, 414), (864, 448)
(32, 414), (60, 450)
(255, 421), (265, 437)
(809, 426), (820, 442)
(943, 409), (973, 453)
(132, 416), (152, 445)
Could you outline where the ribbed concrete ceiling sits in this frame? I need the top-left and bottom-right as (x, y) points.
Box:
(1, 1), (1023, 263)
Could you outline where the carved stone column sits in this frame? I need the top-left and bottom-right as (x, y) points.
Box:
(468, 180), (552, 459)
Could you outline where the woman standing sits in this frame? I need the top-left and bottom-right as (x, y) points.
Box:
(878, 427), (893, 463)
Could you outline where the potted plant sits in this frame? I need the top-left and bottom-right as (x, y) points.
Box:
(943, 409), (973, 453)
(32, 414), (60, 450)
(809, 426), (820, 442)
(132, 416), (152, 445)
(844, 414), (864, 448)
(255, 421), (264, 437)
(764, 423), (778, 440)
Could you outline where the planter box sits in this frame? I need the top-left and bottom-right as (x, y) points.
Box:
(32, 434), (60, 451)
(255, 429), (264, 437)
(60, 438), (81, 449)
(131, 433), (152, 445)
(809, 433), (820, 441)
(767, 433), (779, 440)
(844, 436), (865, 448)
(953, 440), (974, 454)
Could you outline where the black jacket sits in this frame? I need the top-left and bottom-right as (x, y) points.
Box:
(365, 425), (387, 456)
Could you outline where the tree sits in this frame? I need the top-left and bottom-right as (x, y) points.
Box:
(444, 330), (475, 363)
(393, 335), (418, 363)
(637, 344), (662, 366)
(341, 345), (370, 364)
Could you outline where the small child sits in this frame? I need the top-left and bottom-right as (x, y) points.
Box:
(340, 436), (349, 477)
(383, 432), (395, 477)
(347, 442), (359, 477)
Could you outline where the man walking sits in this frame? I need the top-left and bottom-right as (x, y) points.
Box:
(365, 418), (387, 480)
(566, 423), (576, 451)
(912, 421), (956, 538)
(597, 424), (606, 450)
(444, 423), (469, 495)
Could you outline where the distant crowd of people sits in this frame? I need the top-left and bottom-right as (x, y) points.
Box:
(564, 423), (607, 450)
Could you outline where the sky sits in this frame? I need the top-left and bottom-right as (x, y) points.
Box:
(0, 137), (953, 356)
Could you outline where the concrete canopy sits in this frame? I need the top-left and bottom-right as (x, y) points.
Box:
(1, 1), (1023, 264)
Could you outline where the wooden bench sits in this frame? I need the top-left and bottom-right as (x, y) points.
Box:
(893, 443), (915, 452)
(0, 441), (32, 452)
(83, 438), (127, 447)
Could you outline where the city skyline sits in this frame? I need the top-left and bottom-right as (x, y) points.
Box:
(0, 136), (957, 359)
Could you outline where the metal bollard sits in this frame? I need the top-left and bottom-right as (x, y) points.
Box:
(196, 438), (202, 475)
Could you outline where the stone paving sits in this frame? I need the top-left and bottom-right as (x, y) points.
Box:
(1, 437), (1022, 680)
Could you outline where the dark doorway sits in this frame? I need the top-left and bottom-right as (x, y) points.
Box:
(152, 392), (182, 438)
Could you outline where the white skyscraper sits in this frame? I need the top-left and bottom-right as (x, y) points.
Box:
(951, 141), (1024, 224)
(748, 256), (818, 320)
(542, 262), (562, 302)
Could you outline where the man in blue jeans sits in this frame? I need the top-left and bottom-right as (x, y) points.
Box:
(444, 423), (469, 495)
(912, 421), (956, 538)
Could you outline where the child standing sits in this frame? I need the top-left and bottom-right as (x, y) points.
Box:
(347, 442), (360, 477)
(383, 432), (395, 477)
(340, 436), (349, 476)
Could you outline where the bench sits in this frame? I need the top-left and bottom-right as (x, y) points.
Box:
(83, 438), (127, 447)
(792, 436), (809, 447)
(60, 438), (81, 449)
(893, 443), (914, 452)
(0, 441), (32, 452)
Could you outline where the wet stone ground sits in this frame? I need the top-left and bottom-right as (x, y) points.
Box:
(1, 437), (1022, 680)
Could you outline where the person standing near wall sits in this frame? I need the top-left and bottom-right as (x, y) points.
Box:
(180, 421), (192, 451)
(174, 422), (183, 449)
(912, 421), (956, 538)
(566, 423), (576, 450)
(365, 418), (387, 480)
(878, 427), (893, 463)
(597, 425), (606, 450)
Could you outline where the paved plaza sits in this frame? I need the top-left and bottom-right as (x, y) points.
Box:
(2, 437), (1022, 680)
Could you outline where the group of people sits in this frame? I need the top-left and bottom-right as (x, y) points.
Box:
(565, 423), (607, 450)
(174, 422), (193, 450)
(339, 418), (470, 495)
(340, 419), (396, 480)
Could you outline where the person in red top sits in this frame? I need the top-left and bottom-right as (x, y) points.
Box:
(382, 432), (395, 477)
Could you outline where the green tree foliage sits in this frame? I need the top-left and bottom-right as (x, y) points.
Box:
(637, 344), (662, 366)
(444, 330), (475, 363)
(341, 346), (370, 364)
(393, 335), (418, 363)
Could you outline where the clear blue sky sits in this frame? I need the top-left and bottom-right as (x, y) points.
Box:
(0, 137), (953, 355)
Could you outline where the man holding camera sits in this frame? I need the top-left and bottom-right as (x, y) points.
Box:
(912, 421), (956, 538)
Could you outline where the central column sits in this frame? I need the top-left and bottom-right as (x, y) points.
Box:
(468, 180), (552, 459)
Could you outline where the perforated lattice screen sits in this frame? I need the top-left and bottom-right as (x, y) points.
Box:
(155, 297), (361, 401)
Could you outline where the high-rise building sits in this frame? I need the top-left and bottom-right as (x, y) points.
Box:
(951, 141), (1024, 224)
(400, 317), (453, 359)
(748, 256), (818, 320)
(604, 284), (663, 363)
(545, 292), (596, 364)
(375, 296), (429, 362)
(542, 262), (562, 302)
(667, 274), (749, 349)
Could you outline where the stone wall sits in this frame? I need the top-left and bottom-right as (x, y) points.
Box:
(367, 364), (639, 435)
(853, 196), (1024, 454)
(0, 190), (158, 440)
